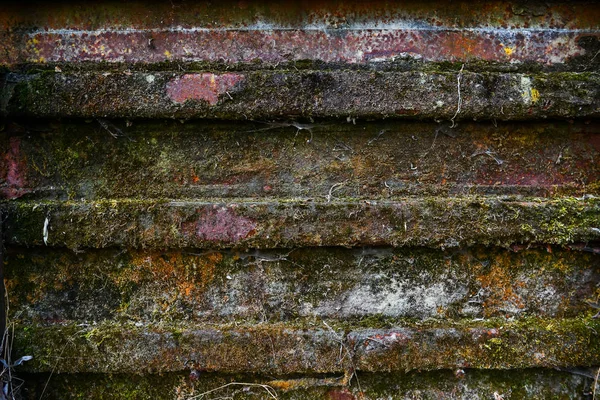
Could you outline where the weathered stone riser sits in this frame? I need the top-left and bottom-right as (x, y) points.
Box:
(1, 120), (599, 200)
(6, 246), (599, 323)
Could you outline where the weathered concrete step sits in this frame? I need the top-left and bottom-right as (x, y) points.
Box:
(14, 318), (600, 374)
(2, 120), (599, 200)
(4, 28), (597, 68)
(19, 368), (597, 400)
(1, 1), (599, 68)
(6, 246), (598, 323)
(2, 70), (598, 120)
(2, 197), (598, 249)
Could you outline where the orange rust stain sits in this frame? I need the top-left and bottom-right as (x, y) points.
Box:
(268, 380), (295, 390)
(166, 73), (244, 105)
(128, 251), (222, 297)
(476, 255), (526, 316)
(439, 32), (497, 60)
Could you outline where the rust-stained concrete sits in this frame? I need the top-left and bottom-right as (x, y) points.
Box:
(1, 1), (599, 67)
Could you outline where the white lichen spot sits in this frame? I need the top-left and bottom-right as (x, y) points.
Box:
(146, 74), (155, 84)
(520, 76), (533, 104)
(520, 75), (541, 104)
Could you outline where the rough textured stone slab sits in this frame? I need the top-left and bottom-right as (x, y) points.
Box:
(6, 246), (599, 323)
(14, 318), (600, 374)
(2, 197), (599, 249)
(2, 120), (599, 200)
(2, 71), (598, 120)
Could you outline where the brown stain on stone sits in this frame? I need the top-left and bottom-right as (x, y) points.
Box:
(166, 73), (244, 105)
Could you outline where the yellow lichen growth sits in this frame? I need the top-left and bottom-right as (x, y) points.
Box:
(530, 88), (540, 103)
(500, 43), (514, 56)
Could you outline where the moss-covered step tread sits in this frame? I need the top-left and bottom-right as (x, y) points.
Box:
(2, 197), (599, 249)
(15, 317), (600, 375)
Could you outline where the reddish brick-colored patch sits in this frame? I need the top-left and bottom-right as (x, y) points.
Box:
(166, 73), (244, 105)
(186, 206), (257, 242)
(1, 137), (29, 199)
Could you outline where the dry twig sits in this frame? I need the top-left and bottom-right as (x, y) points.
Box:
(450, 64), (465, 128)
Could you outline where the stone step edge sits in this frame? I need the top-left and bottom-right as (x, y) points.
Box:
(5, 60), (600, 73)
(15, 317), (600, 375)
(2, 70), (598, 120)
(1, 196), (598, 249)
